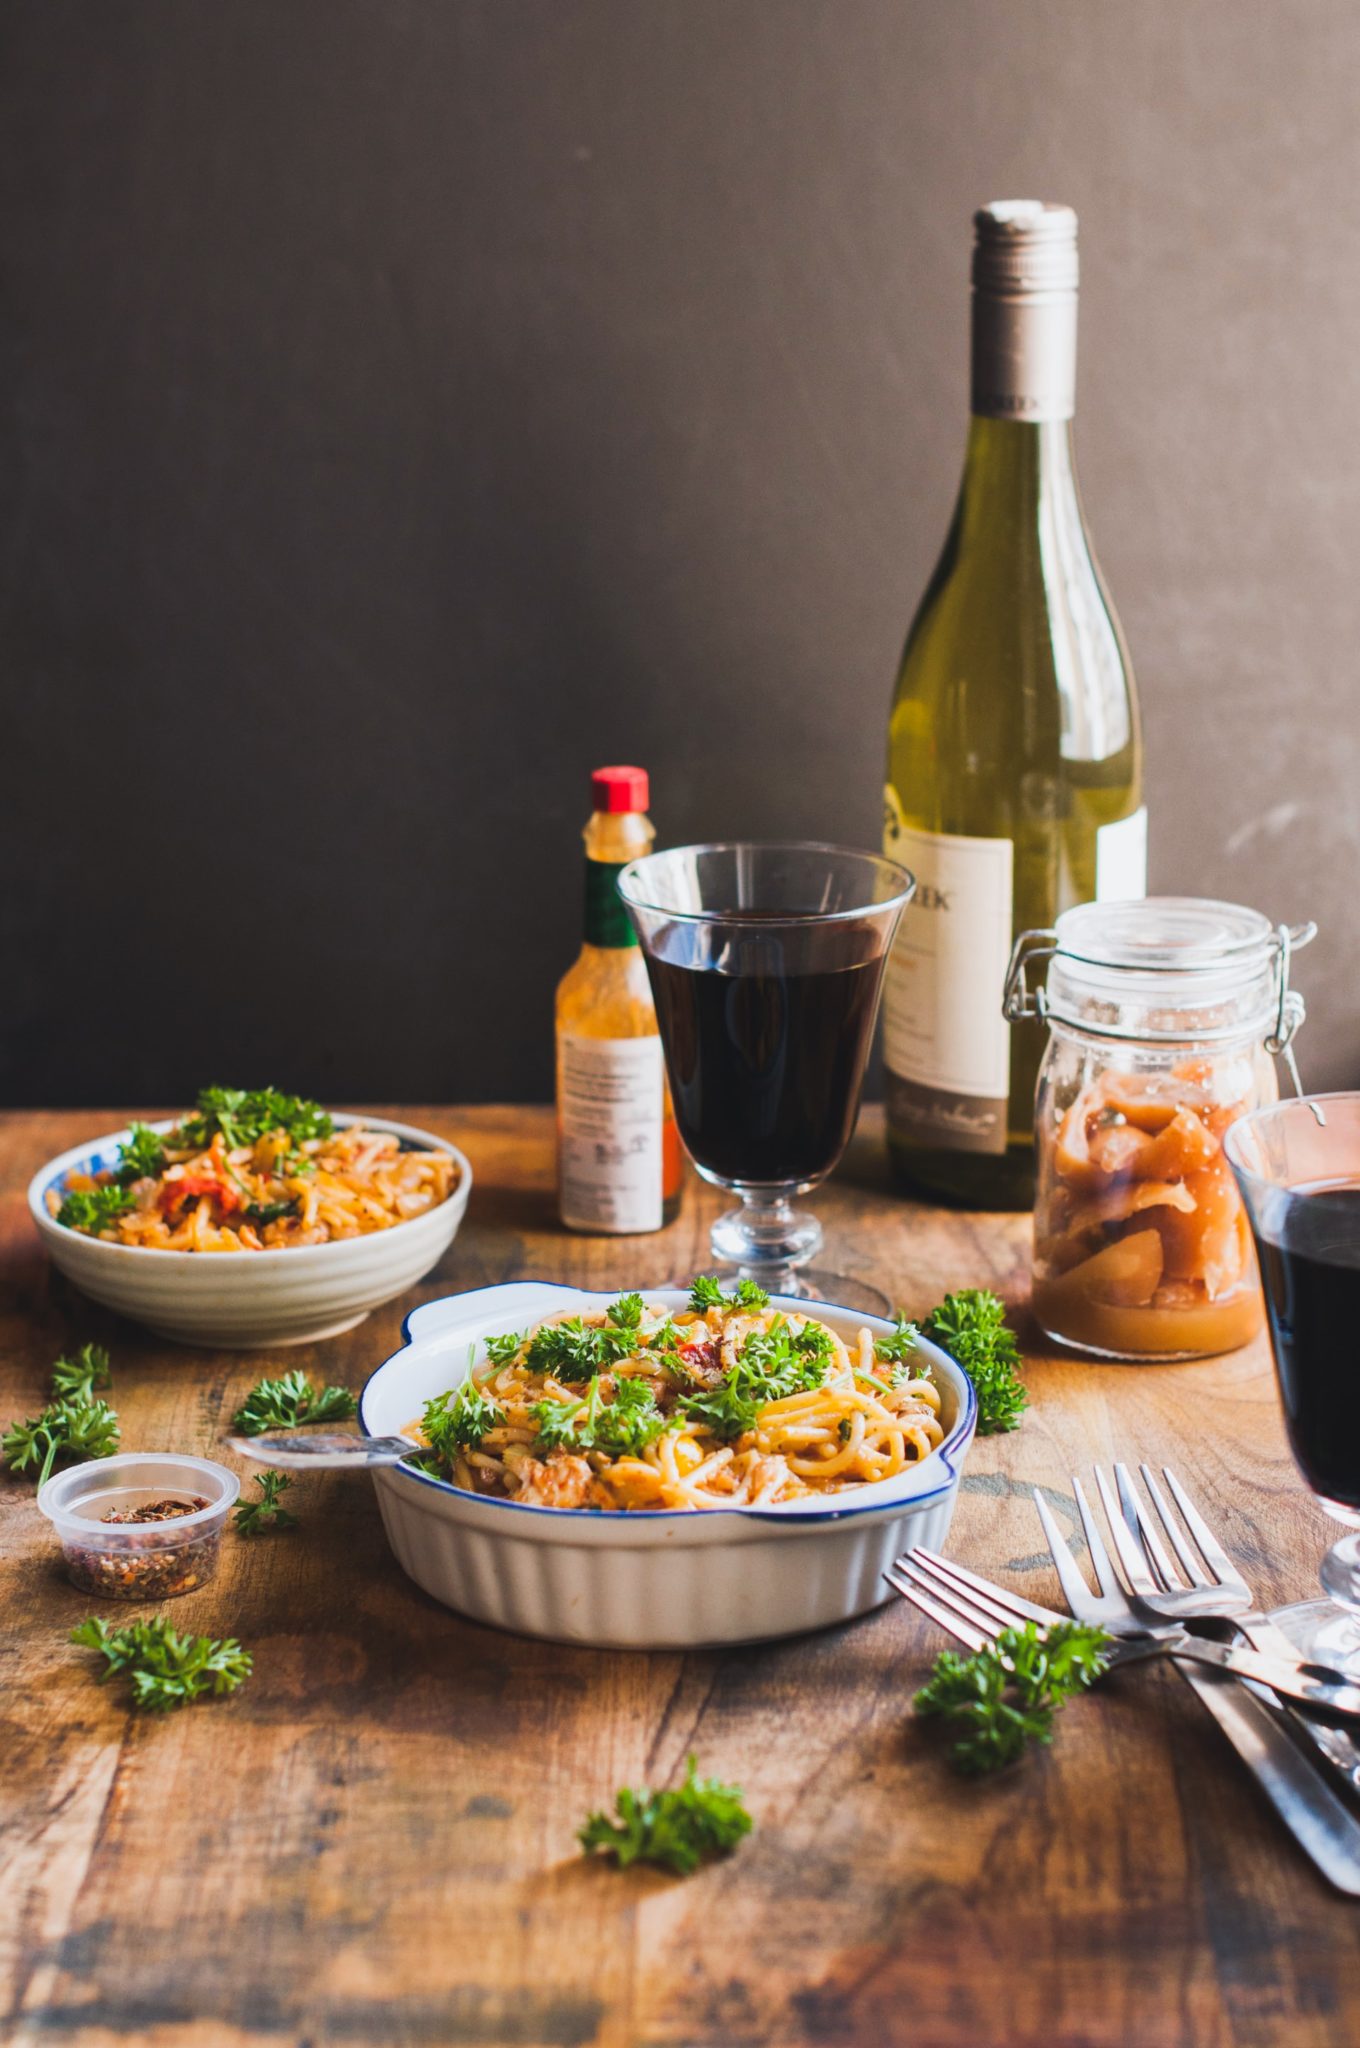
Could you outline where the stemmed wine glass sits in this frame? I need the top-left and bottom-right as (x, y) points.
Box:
(616, 842), (914, 1314)
(1225, 1093), (1360, 1669)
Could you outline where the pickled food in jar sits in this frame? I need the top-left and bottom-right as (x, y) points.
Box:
(1034, 1061), (1264, 1359)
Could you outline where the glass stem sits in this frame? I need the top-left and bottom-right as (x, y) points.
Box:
(710, 1193), (823, 1281)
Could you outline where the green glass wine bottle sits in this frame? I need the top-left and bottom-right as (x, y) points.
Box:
(884, 201), (1144, 1209)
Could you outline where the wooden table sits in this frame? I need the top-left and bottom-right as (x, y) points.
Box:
(2, 1106), (1357, 2048)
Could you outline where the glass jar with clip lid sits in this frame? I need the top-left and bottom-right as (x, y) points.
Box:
(1003, 898), (1315, 1361)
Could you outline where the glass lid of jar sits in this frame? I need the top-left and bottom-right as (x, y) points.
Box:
(1003, 896), (1317, 1078)
(1053, 897), (1281, 974)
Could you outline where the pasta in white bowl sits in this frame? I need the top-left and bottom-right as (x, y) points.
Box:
(360, 1282), (978, 1647)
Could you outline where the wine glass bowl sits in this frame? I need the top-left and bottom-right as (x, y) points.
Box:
(617, 843), (914, 1311)
(1225, 1093), (1360, 1666)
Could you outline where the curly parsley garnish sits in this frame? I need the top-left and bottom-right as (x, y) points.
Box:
(579, 1755), (753, 1874)
(116, 1121), (168, 1184)
(71, 1616), (253, 1713)
(687, 1275), (770, 1315)
(524, 1310), (637, 1383)
(920, 1290), (1027, 1435)
(172, 1086), (333, 1154)
(482, 1329), (524, 1366)
(678, 1315), (832, 1441)
(532, 1375), (671, 1459)
(243, 1197), (301, 1227)
(57, 1185), (136, 1235)
(232, 1370), (357, 1437)
(872, 1313), (921, 1384)
(415, 1380), (506, 1470)
(914, 1621), (1108, 1774)
(233, 1470), (298, 1535)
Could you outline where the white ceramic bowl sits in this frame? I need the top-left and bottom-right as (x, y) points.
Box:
(360, 1283), (978, 1648)
(29, 1113), (472, 1348)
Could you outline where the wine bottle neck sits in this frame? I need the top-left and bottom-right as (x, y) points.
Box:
(971, 282), (1077, 424)
(955, 415), (1080, 540)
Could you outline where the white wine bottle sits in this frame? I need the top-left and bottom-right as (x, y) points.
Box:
(884, 200), (1144, 1209)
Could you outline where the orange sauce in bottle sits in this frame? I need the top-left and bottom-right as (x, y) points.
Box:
(555, 767), (683, 1233)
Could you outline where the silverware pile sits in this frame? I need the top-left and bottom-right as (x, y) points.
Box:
(889, 1463), (1360, 1895)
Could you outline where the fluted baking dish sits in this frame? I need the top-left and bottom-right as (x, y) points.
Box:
(360, 1283), (977, 1648)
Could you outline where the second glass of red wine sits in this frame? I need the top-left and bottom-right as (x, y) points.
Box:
(617, 842), (915, 1313)
(1225, 1093), (1360, 1670)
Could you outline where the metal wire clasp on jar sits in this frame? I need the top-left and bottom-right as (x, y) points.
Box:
(1002, 898), (1315, 1362)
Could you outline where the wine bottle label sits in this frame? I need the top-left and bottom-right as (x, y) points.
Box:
(583, 859), (638, 949)
(558, 1033), (664, 1232)
(881, 791), (1013, 1155)
(1095, 807), (1148, 902)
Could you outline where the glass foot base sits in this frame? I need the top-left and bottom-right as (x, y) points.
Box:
(710, 1198), (822, 1272)
(1260, 1598), (1360, 1677)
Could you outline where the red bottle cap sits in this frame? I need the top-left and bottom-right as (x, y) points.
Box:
(591, 765), (649, 814)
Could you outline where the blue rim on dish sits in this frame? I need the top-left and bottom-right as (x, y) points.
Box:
(359, 1285), (979, 1525)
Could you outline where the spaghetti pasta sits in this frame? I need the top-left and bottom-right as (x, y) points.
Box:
(410, 1290), (944, 1510)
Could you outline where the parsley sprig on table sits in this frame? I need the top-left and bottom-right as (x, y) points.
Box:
(919, 1290), (1027, 1435)
(579, 1755), (753, 1874)
(232, 1370), (356, 1436)
(49, 1343), (113, 1404)
(2, 1397), (120, 1486)
(915, 1621), (1109, 1774)
(71, 1617), (253, 1712)
(3, 1344), (120, 1486)
(172, 1086), (333, 1154)
(234, 1470), (298, 1535)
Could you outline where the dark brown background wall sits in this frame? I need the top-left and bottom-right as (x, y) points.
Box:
(4, 0), (1357, 1107)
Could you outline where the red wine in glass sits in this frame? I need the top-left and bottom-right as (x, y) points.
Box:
(1226, 1095), (1360, 1671)
(617, 843), (914, 1313)
(643, 914), (886, 1188)
(1253, 1181), (1360, 1514)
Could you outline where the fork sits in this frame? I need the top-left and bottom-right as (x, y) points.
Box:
(1033, 1464), (1253, 1631)
(887, 1545), (1360, 1896)
(1060, 1461), (1360, 1793)
(1026, 1468), (1360, 1717)
(883, 1548), (1359, 1711)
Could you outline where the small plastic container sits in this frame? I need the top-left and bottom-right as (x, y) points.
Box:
(38, 1453), (239, 1600)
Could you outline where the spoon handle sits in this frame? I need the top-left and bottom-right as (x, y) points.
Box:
(228, 1432), (415, 1469)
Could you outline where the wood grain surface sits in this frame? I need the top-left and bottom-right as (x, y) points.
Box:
(2, 1106), (1357, 2048)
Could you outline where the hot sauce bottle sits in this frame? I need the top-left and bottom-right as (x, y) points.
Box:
(555, 767), (683, 1233)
